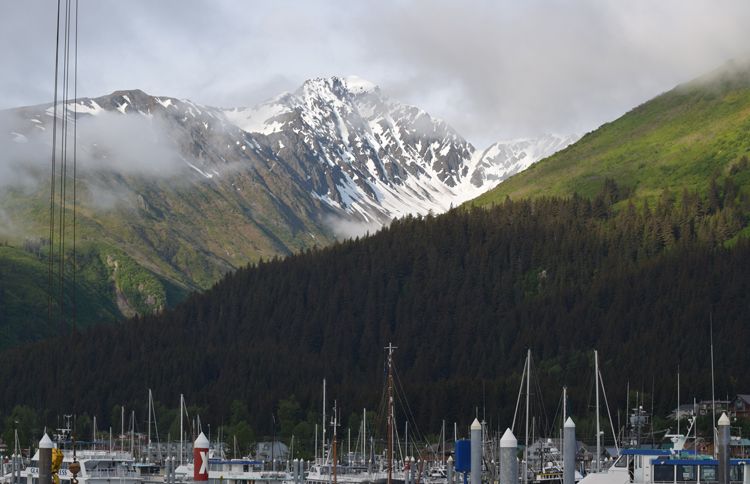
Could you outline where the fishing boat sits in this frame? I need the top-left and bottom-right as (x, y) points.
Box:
(0, 439), (159, 484)
(173, 458), (289, 484)
(304, 462), (389, 484)
(577, 448), (749, 484)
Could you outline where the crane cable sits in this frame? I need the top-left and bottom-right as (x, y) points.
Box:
(47, 0), (79, 335)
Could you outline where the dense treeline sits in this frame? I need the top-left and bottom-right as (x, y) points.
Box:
(1, 177), (749, 448)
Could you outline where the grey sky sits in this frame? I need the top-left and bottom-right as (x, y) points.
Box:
(2, 0), (749, 145)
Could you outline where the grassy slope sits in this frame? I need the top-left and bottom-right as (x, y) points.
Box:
(472, 60), (750, 206)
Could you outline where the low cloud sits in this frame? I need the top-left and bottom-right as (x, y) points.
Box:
(0, 108), (210, 223)
(76, 112), (186, 177)
(324, 214), (381, 240)
(0, 110), (193, 194)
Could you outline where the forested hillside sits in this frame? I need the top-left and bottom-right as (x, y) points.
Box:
(1, 171), (749, 445)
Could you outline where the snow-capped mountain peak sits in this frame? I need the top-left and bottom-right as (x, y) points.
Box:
(219, 76), (577, 222)
(4, 78), (578, 234)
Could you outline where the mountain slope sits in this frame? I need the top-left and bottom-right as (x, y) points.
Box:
(472, 59), (750, 206)
(0, 77), (573, 348)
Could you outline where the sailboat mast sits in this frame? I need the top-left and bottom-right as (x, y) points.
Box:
(710, 316), (717, 458)
(121, 406), (125, 452)
(323, 379), (327, 464)
(523, 349), (530, 484)
(180, 394), (184, 466)
(332, 401), (338, 484)
(595, 350), (601, 473)
(386, 343), (396, 484)
(405, 421), (409, 460)
(363, 408), (367, 465)
(677, 365), (680, 435)
(130, 410), (135, 456)
(147, 389), (152, 461)
(442, 420), (446, 465)
(561, 387), (567, 466)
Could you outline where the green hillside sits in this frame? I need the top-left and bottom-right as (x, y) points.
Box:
(472, 59), (750, 206)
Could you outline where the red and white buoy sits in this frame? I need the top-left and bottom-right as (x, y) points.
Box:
(193, 432), (210, 481)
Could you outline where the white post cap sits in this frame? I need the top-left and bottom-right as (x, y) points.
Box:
(194, 431), (210, 448)
(564, 417), (576, 428)
(500, 428), (517, 448)
(471, 418), (481, 431)
(718, 412), (730, 426)
(39, 433), (53, 449)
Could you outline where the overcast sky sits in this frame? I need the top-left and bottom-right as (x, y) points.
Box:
(2, 0), (750, 145)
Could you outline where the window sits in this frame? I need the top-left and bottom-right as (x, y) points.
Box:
(653, 465), (675, 482)
(730, 465), (743, 482)
(676, 465), (696, 482)
(700, 465), (717, 482)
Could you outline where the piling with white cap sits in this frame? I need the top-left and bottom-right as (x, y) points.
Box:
(447, 456), (454, 484)
(193, 432), (210, 481)
(718, 413), (730, 484)
(470, 419), (482, 484)
(14, 454), (21, 484)
(500, 428), (518, 484)
(743, 462), (750, 484)
(564, 418), (576, 484)
(38, 433), (53, 484)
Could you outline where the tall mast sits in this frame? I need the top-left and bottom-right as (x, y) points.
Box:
(363, 408), (367, 465)
(386, 343), (397, 484)
(405, 421), (409, 461)
(323, 379), (327, 464)
(180, 394), (184, 466)
(442, 420), (446, 465)
(523, 350), (530, 484)
(561, 387), (567, 465)
(130, 410), (135, 456)
(147, 389), (152, 462)
(710, 316), (717, 457)
(332, 401), (339, 484)
(677, 365), (680, 435)
(121, 406), (125, 452)
(625, 381), (629, 445)
(595, 350), (601, 473)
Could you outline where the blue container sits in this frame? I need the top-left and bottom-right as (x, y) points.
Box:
(455, 439), (471, 473)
